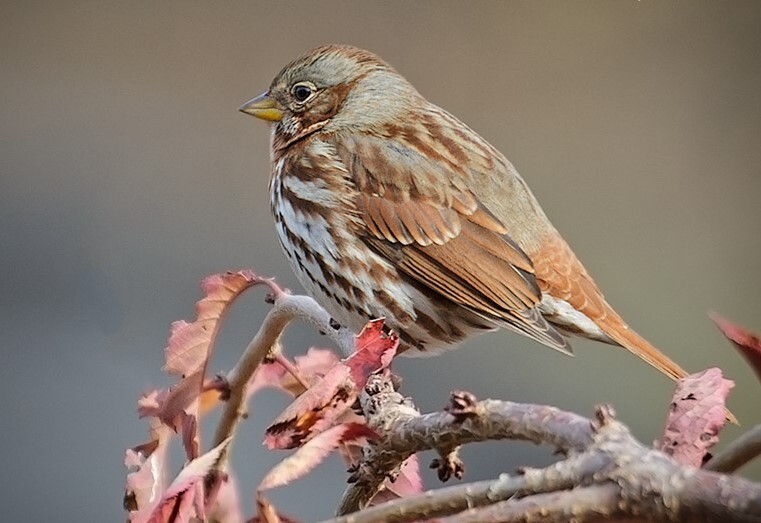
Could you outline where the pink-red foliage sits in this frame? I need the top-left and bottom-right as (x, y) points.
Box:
(264, 319), (398, 449)
(126, 271), (414, 522)
(126, 271), (271, 522)
(369, 455), (424, 506)
(711, 312), (761, 385)
(259, 423), (377, 491)
(657, 368), (733, 467)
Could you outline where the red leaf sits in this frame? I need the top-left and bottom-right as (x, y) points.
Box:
(248, 360), (289, 397)
(248, 348), (340, 402)
(247, 495), (302, 523)
(370, 455), (424, 506)
(258, 423), (377, 491)
(264, 364), (356, 449)
(125, 423), (174, 519)
(657, 368), (733, 467)
(163, 320), (210, 376)
(164, 438), (229, 499)
(208, 472), (244, 523)
(179, 412), (199, 461)
(345, 319), (399, 388)
(156, 370), (205, 428)
(164, 270), (262, 376)
(137, 389), (165, 418)
(136, 438), (231, 523)
(124, 447), (161, 514)
(294, 348), (341, 379)
(263, 322), (397, 450)
(254, 495), (281, 523)
(710, 312), (761, 385)
(127, 271), (272, 521)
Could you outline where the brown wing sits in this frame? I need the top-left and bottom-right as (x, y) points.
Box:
(338, 133), (570, 353)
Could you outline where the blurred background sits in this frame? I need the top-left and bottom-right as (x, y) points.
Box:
(2, 1), (760, 520)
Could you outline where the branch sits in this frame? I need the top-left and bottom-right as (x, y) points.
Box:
(337, 375), (593, 514)
(212, 290), (355, 452)
(324, 453), (605, 523)
(130, 281), (761, 523)
(332, 380), (761, 522)
(705, 422), (761, 473)
(443, 484), (623, 523)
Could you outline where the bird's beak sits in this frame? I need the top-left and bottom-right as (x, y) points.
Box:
(238, 91), (283, 122)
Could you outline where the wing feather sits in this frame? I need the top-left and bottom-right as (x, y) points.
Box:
(335, 132), (571, 353)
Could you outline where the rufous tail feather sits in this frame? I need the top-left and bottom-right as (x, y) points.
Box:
(606, 323), (687, 382)
(605, 320), (737, 424)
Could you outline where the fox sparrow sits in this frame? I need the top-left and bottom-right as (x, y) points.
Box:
(239, 44), (687, 382)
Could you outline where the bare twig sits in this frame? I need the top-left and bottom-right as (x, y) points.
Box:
(337, 374), (594, 514)
(273, 352), (311, 391)
(332, 381), (761, 522)
(212, 292), (354, 454)
(323, 453), (605, 523)
(705, 422), (761, 473)
(443, 484), (623, 523)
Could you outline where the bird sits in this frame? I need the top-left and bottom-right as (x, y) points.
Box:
(239, 44), (688, 383)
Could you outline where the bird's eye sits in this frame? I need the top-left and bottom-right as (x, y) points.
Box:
(291, 82), (315, 103)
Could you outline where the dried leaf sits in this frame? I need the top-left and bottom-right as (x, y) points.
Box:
(263, 321), (398, 450)
(710, 312), (761, 385)
(124, 447), (159, 513)
(264, 364), (356, 449)
(164, 270), (262, 376)
(657, 368), (733, 467)
(127, 271), (272, 522)
(259, 423), (377, 491)
(125, 422), (174, 519)
(248, 348), (341, 402)
(156, 370), (205, 428)
(208, 472), (244, 523)
(179, 412), (199, 461)
(345, 319), (399, 388)
(136, 438), (231, 523)
(285, 348), (341, 395)
(247, 495), (302, 523)
(137, 390), (164, 418)
(370, 455), (424, 506)
(248, 360), (289, 397)
(165, 438), (230, 499)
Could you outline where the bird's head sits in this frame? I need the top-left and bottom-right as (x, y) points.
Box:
(239, 45), (420, 147)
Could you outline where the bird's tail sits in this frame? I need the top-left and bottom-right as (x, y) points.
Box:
(604, 319), (687, 381)
(603, 315), (737, 424)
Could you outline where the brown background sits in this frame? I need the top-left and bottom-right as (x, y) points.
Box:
(2, 1), (760, 520)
